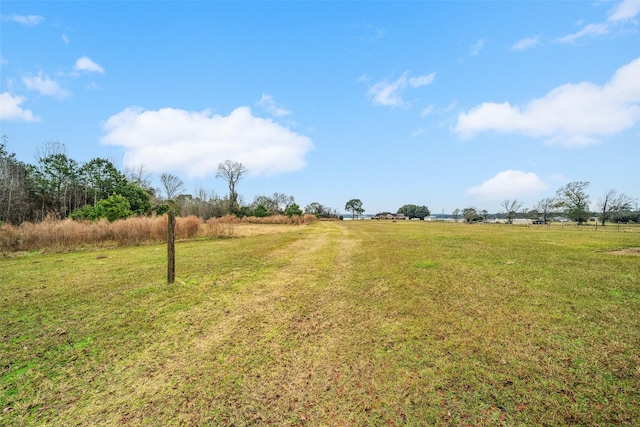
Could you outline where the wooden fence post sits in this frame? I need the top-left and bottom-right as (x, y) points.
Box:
(167, 209), (176, 284)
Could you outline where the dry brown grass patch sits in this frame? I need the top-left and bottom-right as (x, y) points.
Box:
(608, 247), (640, 255)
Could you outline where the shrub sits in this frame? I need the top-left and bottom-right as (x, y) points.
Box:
(70, 194), (133, 222)
(99, 194), (133, 222)
(253, 204), (269, 217)
(70, 205), (101, 221)
(285, 203), (303, 217)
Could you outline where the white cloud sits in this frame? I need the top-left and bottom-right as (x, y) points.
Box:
(420, 105), (435, 117)
(256, 93), (291, 117)
(557, 23), (609, 44)
(410, 128), (425, 138)
(2, 14), (44, 26)
(467, 170), (547, 200)
(443, 100), (458, 113)
(511, 35), (541, 51)
(607, 0), (640, 23)
(558, 0), (640, 43)
(0, 92), (39, 122)
(454, 57), (640, 147)
(368, 71), (435, 107)
(369, 77), (406, 107)
(62, 34), (70, 44)
(470, 39), (486, 56)
(101, 106), (313, 178)
(409, 74), (435, 88)
(22, 72), (70, 98)
(74, 56), (105, 74)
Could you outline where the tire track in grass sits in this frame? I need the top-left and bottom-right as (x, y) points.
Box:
(195, 221), (361, 424)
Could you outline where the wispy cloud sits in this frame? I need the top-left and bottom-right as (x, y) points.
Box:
(348, 22), (385, 43)
(62, 34), (70, 44)
(420, 105), (435, 117)
(2, 14), (44, 26)
(557, 23), (609, 44)
(101, 106), (313, 178)
(368, 71), (435, 107)
(74, 56), (105, 74)
(455, 56), (640, 147)
(0, 92), (39, 122)
(469, 39), (486, 56)
(256, 93), (291, 117)
(558, 0), (640, 44)
(22, 72), (70, 98)
(607, 0), (640, 22)
(410, 128), (426, 138)
(511, 35), (541, 51)
(18, 58), (105, 100)
(467, 170), (547, 200)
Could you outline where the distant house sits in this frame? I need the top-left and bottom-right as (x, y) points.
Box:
(487, 219), (508, 224)
(373, 212), (407, 220)
(512, 218), (533, 225)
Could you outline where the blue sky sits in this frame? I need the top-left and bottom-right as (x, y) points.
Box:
(1, 1), (639, 215)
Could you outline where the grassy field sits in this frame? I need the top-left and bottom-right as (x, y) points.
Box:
(1, 221), (639, 426)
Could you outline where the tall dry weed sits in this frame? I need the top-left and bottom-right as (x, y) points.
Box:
(205, 217), (235, 238)
(239, 214), (317, 225)
(218, 214), (241, 224)
(176, 215), (202, 239)
(110, 216), (162, 246)
(0, 213), (314, 253)
(0, 222), (21, 251)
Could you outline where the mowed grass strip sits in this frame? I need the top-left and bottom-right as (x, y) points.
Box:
(1, 221), (639, 425)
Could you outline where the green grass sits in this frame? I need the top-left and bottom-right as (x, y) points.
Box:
(1, 221), (639, 425)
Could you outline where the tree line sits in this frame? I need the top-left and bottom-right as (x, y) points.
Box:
(345, 182), (636, 226)
(4, 139), (634, 227)
(0, 139), (340, 225)
(1, 139), (153, 224)
(450, 182), (637, 225)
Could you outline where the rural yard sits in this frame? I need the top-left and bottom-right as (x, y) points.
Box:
(1, 221), (639, 425)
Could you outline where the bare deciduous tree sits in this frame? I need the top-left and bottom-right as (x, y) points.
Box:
(597, 189), (633, 226)
(125, 164), (153, 191)
(533, 197), (557, 224)
(272, 192), (295, 213)
(216, 160), (247, 211)
(304, 202), (337, 218)
(501, 199), (522, 224)
(160, 172), (184, 201)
